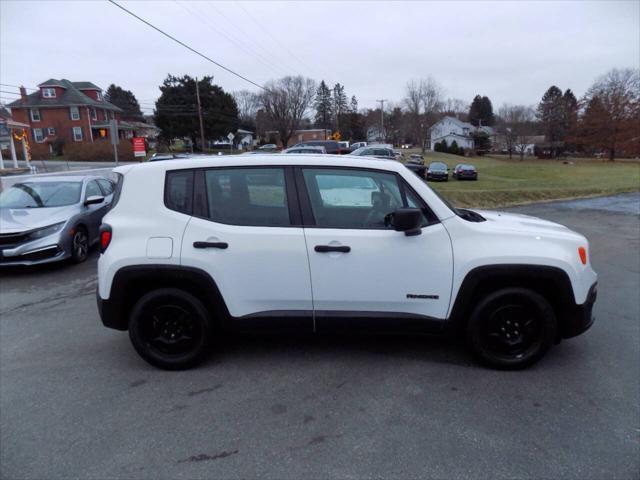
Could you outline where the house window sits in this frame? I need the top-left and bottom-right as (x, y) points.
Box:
(70, 106), (80, 120)
(30, 108), (41, 122)
(33, 128), (45, 143)
(91, 108), (97, 121)
(103, 109), (109, 121)
(96, 91), (103, 101)
(47, 127), (56, 136)
(72, 126), (83, 142)
(42, 88), (56, 98)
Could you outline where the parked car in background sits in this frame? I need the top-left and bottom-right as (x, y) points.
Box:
(284, 146), (326, 154)
(148, 153), (190, 162)
(257, 144), (279, 152)
(350, 141), (367, 151)
(453, 163), (478, 180)
(292, 140), (343, 154)
(404, 156), (426, 178)
(393, 150), (403, 161)
(401, 144), (413, 149)
(350, 146), (395, 159)
(0, 175), (115, 266)
(426, 162), (449, 182)
(338, 141), (349, 151)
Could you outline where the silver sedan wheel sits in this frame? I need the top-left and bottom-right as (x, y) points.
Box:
(72, 229), (88, 263)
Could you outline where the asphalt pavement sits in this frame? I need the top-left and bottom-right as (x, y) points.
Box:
(1, 194), (638, 479)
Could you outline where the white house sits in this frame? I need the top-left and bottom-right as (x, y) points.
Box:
(429, 116), (475, 151)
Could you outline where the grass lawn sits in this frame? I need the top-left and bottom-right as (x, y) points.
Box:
(402, 150), (640, 208)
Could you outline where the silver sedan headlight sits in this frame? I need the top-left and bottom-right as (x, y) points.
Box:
(27, 222), (66, 241)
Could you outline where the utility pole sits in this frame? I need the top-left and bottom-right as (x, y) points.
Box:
(376, 99), (386, 142)
(195, 77), (205, 153)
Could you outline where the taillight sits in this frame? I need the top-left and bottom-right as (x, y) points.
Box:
(578, 246), (587, 265)
(100, 224), (112, 253)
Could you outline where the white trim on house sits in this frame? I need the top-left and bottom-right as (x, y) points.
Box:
(91, 107), (97, 121)
(70, 106), (80, 121)
(47, 127), (56, 136)
(33, 128), (45, 143)
(30, 108), (41, 122)
(42, 88), (56, 98)
(72, 126), (83, 142)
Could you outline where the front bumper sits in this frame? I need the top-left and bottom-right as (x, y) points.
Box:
(427, 173), (448, 181)
(0, 244), (68, 266)
(562, 282), (597, 339)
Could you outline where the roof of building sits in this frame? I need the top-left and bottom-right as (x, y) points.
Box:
(71, 81), (101, 90)
(7, 79), (122, 112)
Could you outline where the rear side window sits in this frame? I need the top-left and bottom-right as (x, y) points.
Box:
(204, 168), (290, 226)
(165, 170), (194, 215)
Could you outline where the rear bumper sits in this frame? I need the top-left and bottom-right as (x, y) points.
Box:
(562, 282), (597, 339)
(96, 289), (127, 331)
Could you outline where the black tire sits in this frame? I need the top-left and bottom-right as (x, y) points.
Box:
(466, 288), (557, 370)
(128, 288), (213, 370)
(71, 226), (89, 263)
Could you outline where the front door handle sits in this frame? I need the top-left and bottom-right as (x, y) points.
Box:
(315, 245), (350, 253)
(193, 241), (228, 249)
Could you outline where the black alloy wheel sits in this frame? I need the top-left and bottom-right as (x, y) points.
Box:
(466, 288), (557, 369)
(71, 227), (89, 263)
(128, 288), (213, 370)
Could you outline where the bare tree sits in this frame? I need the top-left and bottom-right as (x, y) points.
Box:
(579, 68), (640, 160)
(443, 98), (468, 118)
(403, 77), (443, 151)
(233, 90), (260, 128)
(512, 106), (536, 160)
(260, 76), (316, 148)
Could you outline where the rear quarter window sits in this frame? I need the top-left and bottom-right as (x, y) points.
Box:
(165, 170), (194, 215)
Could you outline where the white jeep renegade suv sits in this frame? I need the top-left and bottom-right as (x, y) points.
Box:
(97, 154), (597, 370)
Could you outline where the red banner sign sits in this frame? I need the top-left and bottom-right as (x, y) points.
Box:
(132, 137), (146, 157)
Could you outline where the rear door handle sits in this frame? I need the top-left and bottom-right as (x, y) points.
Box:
(193, 241), (228, 249)
(315, 245), (350, 253)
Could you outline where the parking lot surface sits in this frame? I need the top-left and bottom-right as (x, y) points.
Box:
(1, 195), (638, 479)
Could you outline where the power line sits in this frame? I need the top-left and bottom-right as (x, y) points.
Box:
(0, 83), (37, 91)
(0, 90), (21, 96)
(107, 0), (267, 91)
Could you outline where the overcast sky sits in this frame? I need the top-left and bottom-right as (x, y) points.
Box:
(1, 0), (638, 115)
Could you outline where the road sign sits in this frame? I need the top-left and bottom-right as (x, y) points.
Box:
(132, 137), (146, 157)
(227, 132), (235, 141)
(332, 132), (341, 141)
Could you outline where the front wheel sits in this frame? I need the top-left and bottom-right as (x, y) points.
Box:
(71, 227), (89, 263)
(466, 288), (557, 370)
(128, 288), (213, 370)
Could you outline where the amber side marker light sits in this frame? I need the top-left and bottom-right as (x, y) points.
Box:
(578, 246), (587, 265)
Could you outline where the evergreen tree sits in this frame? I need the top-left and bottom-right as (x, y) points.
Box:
(350, 95), (358, 113)
(105, 84), (144, 122)
(449, 140), (459, 155)
(313, 80), (333, 132)
(468, 94), (495, 126)
(332, 83), (348, 132)
(537, 85), (564, 156)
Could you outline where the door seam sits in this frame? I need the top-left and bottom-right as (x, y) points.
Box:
(300, 227), (316, 332)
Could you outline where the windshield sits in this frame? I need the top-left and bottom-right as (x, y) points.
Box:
(429, 162), (447, 170)
(0, 181), (82, 208)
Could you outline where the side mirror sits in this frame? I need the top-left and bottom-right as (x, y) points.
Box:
(85, 195), (105, 206)
(387, 208), (423, 236)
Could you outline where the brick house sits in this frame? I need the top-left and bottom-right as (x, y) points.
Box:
(6, 79), (125, 158)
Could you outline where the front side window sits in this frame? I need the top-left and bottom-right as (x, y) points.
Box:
(70, 106), (80, 120)
(72, 126), (83, 141)
(30, 108), (41, 122)
(84, 180), (102, 199)
(302, 168), (404, 229)
(204, 168), (290, 226)
(97, 179), (114, 195)
(33, 128), (44, 143)
(302, 168), (433, 229)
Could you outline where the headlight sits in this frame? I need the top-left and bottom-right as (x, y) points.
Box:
(27, 222), (66, 241)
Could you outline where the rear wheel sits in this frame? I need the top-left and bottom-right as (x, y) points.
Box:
(466, 288), (556, 370)
(128, 288), (213, 370)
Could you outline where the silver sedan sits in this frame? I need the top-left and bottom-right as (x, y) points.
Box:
(0, 175), (115, 266)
